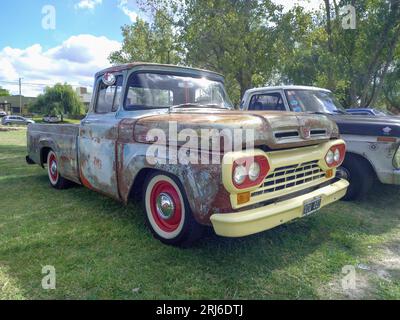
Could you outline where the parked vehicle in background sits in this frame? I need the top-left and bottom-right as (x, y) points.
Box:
(26, 63), (349, 246)
(346, 108), (389, 116)
(2, 115), (35, 126)
(0, 111), (7, 118)
(43, 115), (62, 123)
(241, 86), (400, 200)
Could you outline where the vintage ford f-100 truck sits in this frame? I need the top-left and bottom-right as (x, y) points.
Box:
(241, 86), (400, 200)
(26, 63), (349, 246)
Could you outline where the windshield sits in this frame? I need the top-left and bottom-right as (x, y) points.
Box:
(285, 89), (346, 114)
(124, 73), (233, 110)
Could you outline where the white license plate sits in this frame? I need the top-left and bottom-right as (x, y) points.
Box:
(303, 197), (322, 216)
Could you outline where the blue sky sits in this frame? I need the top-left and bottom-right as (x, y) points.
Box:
(0, 0), (146, 49)
(0, 0), (321, 96)
(0, 0), (145, 96)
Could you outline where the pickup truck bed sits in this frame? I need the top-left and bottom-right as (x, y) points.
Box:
(27, 124), (80, 184)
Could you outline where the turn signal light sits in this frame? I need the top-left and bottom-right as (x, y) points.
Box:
(237, 192), (251, 205)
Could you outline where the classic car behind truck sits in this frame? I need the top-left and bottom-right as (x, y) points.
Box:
(241, 86), (400, 200)
(26, 63), (349, 246)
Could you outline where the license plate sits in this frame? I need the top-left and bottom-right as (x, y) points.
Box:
(303, 197), (322, 216)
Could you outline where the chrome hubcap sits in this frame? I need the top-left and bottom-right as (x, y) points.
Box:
(156, 193), (175, 220)
(51, 161), (57, 175)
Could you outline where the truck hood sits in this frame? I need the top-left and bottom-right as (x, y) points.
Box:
(133, 108), (339, 150)
(329, 114), (400, 138)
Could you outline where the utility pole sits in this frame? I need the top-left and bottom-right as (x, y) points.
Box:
(19, 78), (23, 115)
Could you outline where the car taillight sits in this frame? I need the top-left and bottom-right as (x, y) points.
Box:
(232, 156), (270, 189)
(325, 144), (346, 168)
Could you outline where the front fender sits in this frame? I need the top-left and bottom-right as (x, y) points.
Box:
(117, 143), (230, 225)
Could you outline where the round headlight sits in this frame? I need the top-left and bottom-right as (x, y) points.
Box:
(326, 150), (334, 165)
(334, 148), (340, 162)
(248, 162), (261, 182)
(233, 165), (247, 185)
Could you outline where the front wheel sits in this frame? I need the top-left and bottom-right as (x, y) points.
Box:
(47, 150), (70, 189)
(340, 155), (375, 201)
(143, 173), (204, 246)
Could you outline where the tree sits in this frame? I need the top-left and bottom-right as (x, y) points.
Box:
(109, 12), (181, 65)
(0, 86), (10, 97)
(279, 0), (400, 107)
(29, 84), (84, 118)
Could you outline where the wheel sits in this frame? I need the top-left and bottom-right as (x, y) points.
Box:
(47, 150), (70, 189)
(143, 172), (204, 246)
(340, 154), (375, 201)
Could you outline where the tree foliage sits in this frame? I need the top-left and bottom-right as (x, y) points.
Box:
(29, 83), (84, 117)
(110, 0), (400, 110)
(0, 86), (10, 97)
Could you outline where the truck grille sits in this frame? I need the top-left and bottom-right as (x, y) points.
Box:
(251, 160), (326, 198)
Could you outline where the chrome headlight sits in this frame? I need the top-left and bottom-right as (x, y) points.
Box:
(394, 146), (400, 169)
(233, 165), (247, 185)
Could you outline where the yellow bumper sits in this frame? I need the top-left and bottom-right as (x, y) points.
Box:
(210, 179), (349, 238)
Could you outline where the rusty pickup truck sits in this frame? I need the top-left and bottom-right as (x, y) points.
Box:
(26, 63), (349, 246)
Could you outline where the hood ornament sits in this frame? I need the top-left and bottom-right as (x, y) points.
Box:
(300, 126), (311, 139)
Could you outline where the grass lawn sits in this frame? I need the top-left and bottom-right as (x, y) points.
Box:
(0, 129), (399, 300)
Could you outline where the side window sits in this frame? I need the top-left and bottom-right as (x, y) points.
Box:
(95, 75), (123, 113)
(249, 93), (285, 111)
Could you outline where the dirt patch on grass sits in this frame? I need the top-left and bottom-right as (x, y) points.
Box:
(319, 240), (400, 299)
(0, 126), (26, 132)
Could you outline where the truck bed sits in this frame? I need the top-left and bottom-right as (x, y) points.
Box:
(27, 123), (81, 184)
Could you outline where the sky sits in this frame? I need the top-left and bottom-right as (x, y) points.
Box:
(0, 0), (322, 97)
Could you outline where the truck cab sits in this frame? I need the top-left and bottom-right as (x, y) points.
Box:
(241, 86), (400, 200)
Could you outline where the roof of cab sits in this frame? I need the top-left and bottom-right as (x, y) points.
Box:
(96, 62), (224, 78)
(245, 85), (332, 94)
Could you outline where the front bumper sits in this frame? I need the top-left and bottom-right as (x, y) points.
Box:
(210, 179), (349, 238)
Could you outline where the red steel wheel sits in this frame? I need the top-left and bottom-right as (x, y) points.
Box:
(46, 150), (70, 189)
(47, 151), (59, 186)
(144, 173), (204, 246)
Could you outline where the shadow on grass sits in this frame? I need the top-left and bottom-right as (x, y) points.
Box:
(1, 166), (399, 299)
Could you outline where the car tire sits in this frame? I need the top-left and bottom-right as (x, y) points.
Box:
(340, 154), (375, 201)
(47, 150), (70, 189)
(143, 172), (205, 246)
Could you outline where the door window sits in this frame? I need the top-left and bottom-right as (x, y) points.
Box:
(95, 75), (123, 113)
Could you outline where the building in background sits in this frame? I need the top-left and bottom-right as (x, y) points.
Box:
(0, 95), (37, 115)
(76, 87), (92, 111)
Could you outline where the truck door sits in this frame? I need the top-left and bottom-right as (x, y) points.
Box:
(78, 74), (123, 199)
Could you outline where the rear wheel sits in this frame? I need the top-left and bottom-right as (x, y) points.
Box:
(47, 150), (70, 189)
(340, 154), (375, 201)
(143, 173), (204, 246)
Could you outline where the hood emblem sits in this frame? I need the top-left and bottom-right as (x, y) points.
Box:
(300, 126), (311, 139)
(383, 127), (392, 135)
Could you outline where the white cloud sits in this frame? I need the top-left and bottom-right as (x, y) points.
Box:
(74, 0), (102, 10)
(118, 0), (138, 22)
(0, 34), (121, 97)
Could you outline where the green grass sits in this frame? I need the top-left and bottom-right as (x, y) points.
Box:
(0, 130), (399, 300)
(31, 117), (81, 124)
